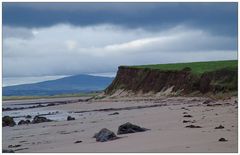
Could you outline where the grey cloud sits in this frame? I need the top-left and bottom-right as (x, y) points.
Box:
(3, 24), (237, 77)
(3, 26), (34, 39)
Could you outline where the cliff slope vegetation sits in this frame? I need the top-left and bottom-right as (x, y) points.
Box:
(105, 60), (237, 96)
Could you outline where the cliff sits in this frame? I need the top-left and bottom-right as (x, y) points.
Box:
(105, 66), (237, 96)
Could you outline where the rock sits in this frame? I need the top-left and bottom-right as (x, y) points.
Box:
(3, 107), (12, 111)
(181, 107), (189, 110)
(215, 125), (224, 129)
(2, 116), (16, 127)
(183, 115), (192, 118)
(185, 125), (202, 128)
(32, 116), (52, 124)
(25, 115), (32, 119)
(206, 103), (221, 107)
(37, 104), (44, 107)
(2, 149), (15, 153)
(93, 128), (118, 142)
(183, 120), (191, 123)
(218, 138), (227, 142)
(183, 112), (188, 114)
(202, 100), (212, 104)
(18, 120), (31, 125)
(47, 103), (55, 106)
(8, 144), (21, 148)
(109, 112), (119, 115)
(117, 122), (149, 135)
(74, 140), (82, 144)
(67, 116), (75, 121)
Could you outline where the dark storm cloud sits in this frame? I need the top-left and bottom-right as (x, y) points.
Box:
(3, 2), (237, 36)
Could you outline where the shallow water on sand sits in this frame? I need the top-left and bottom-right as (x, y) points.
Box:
(2, 97), (86, 123)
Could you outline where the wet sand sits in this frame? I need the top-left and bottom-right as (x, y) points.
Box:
(2, 96), (238, 152)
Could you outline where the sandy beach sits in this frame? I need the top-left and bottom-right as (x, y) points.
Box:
(2, 96), (238, 153)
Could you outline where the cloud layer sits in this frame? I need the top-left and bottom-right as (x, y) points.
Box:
(3, 3), (237, 36)
(3, 24), (237, 77)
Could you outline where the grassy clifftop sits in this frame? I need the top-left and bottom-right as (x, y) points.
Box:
(128, 60), (237, 75)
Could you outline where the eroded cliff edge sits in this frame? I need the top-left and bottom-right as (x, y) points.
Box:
(105, 66), (237, 97)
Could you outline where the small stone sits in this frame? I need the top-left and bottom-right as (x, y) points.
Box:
(185, 125), (202, 128)
(183, 115), (192, 118)
(218, 138), (228, 142)
(203, 100), (212, 104)
(74, 140), (82, 144)
(109, 112), (119, 115)
(183, 120), (191, 123)
(67, 116), (75, 121)
(215, 125), (224, 129)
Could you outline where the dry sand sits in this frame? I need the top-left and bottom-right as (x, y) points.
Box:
(2, 96), (238, 153)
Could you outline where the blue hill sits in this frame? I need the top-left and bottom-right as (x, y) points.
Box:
(3, 74), (114, 96)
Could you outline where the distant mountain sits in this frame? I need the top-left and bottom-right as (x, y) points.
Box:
(3, 74), (114, 96)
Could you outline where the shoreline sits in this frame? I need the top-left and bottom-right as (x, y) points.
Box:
(2, 95), (238, 153)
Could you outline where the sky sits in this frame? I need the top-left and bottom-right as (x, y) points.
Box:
(2, 2), (238, 85)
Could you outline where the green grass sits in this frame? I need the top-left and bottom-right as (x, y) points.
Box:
(2, 92), (100, 101)
(129, 60), (237, 75)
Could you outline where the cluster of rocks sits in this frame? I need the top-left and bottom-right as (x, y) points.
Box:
(2, 115), (53, 127)
(3, 115), (79, 127)
(93, 122), (149, 142)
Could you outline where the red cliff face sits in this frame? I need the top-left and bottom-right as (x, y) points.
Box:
(105, 66), (237, 96)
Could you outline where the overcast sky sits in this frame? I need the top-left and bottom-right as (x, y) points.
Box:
(3, 2), (238, 79)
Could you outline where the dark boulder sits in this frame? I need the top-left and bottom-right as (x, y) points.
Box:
(67, 116), (75, 121)
(32, 116), (52, 124)
(18, 120), (31, 125)
(117, 122), (148, 135)
(2, 116), (16, 127)
(93, 128), (118, 142)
